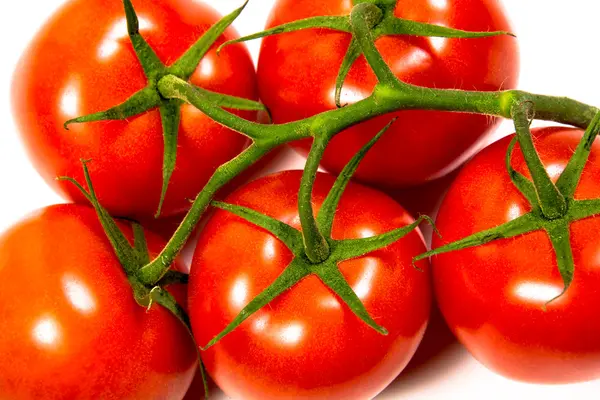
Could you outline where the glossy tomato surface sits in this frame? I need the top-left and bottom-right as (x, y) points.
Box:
(432, 128), (600, 383)
(188, 171), (432, 399)
(0, 205), (197, 399)
(258, 0), (519, 188)
(12, 0), (258, 219)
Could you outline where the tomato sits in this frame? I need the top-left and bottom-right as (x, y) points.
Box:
(12, 0), (258, 219)
(432, 127), (600, 383)
(0, 205), (197, 399)
(257, 0), (519, 188)
(188, 171), (431, 399)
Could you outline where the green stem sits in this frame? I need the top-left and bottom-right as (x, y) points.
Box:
(299, 136), (332, 263)
(136, 144), (270, 285)
(511, 102), (567, 219)
(350, 3), (398, 87)
(151, 74), (598, 281)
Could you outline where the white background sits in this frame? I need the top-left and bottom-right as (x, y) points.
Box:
(1, 1), (599, 399)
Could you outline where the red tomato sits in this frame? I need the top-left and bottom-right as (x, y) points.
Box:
(188, 171), (431, 399)
(0, 205), (197, 399)
(258, 0), (519, 188)
(12, 0), (258, 219)
(432, 128), (600, 383)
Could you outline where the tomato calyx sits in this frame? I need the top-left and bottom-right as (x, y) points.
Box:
(58, 160), (210, 398)
(200, 119), (434, 350)
(62, 0), (265, 218)
(416, 105), (600, 306)
(218, 1), (513, 108)
(58, 160), (188, 317)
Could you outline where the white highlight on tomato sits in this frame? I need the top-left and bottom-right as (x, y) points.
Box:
(32, 317), (61, 348)
(279, 323), (304, 345)
(62, 275), (97, 314)
(507, 204), (523, 221)
(359, 228), (376, 239)
(98, 17), (154, 60)
(392, 48), (431, 75)
(513, 281), (563, 303)
(430, 0), (449, 11)
(546, 163), (565, 179)
(263, 237), (277, 261)
(231, 276), (249, 308)
(429, 36), (448, 53)
(353, 257), (377, 300)
(253, 315), (270, 333)
(198, 57), (215, 78)
(60, 81), (80, 118)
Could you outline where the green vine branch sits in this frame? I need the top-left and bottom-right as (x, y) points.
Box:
(67, 1), (599, 290)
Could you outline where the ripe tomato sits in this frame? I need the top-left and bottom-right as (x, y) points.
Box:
(0, 205), (197, 399)
(257, 0), (519, 188)
(432, 128), (600, 383)
(188, 171), (431, 399)
(12, 0), (258, 219)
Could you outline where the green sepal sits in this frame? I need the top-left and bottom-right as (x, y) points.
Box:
(512, 102), (567, 219)
(58, 160), (138, 275)
(337, 215), (435, 261)
(335, 39), (362, 108)
(193, 85), (267, 112)
(64, 87), (162, 130)
(543, 220), (574, 307)
(567, 199), (600, 221)
(212, 200), (304, 253)
(202, 259), (310, 350)
(147, 285), (211, 398)
(299, 136), (332, 263)
(132, 222), (150, 267)
(170, 0), (250, 80)
(149, 286), (191, 327)
(555, 112), (600, 198)
(380, 16), (515, 39)
(414, 213), (542, 263)
(505, 136), (540, 209)
(314, 260), (388, 335)
(123, 0), (166, 79)
(156, 100), (182, 218)
(217, 16), (352, 55)
(317, 118), (396, 237)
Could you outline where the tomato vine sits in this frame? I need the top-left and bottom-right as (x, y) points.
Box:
(138, 0), (598, 286)
(65, 0), (599, 360)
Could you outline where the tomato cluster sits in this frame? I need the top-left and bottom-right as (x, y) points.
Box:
(2, 0), (599, 399)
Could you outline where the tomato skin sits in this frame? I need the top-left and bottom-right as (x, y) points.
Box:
(188, 171), (431, 399)
(257, 0), (519, 188)
(432, 128), (600, 383)
(12, 0), (258, 219)
(0, 205), (196, 399)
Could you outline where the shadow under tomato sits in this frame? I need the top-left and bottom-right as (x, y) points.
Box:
(183, 367), (219, 400)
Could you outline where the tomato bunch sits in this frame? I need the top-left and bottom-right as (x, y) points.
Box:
(2, 0), (599, 399)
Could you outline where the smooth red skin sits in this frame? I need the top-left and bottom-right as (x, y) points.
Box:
(258, 0), (519, 188)
(188, 171), (432, 399)
(432, 128), (600, 384)
(12, 0), (258, 219)
(0, 205), (197, 399)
